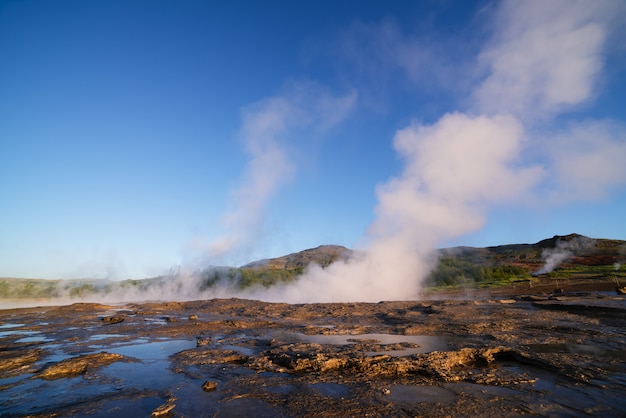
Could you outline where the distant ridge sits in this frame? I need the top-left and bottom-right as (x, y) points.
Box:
(241, 234), (625, 273)
(2, 234), (625, 302)
(241, 245), (351, 270)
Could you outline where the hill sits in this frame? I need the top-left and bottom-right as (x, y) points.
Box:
(1, 234), (625, 301)
(429, 233), (625, 288)
(241, 245), (351, 270)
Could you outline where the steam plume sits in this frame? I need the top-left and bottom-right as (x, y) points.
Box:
(194, 82), (357, 265)
(535, 236), (596, 275)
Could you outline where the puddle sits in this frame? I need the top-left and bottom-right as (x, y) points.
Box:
(108, 339), (196, 360)
(0, 329), (40, 338)
(82, 396), (165, 418)
(310, 382), (351, 399)
(144, 317), (169, 325)
(16, 335), (53, 343)
(526, 343), (626, 359)
(445, 382), (522, 398)
(88, 334), (127, 341)
(276, 332), (450, 355)
(221, 344), (255, 356)
(1, 338), (198, 416)
(0, 323), (25, 329)
(215, 398), (289, 418)
(0, 373), (34, 388)
(387, 384), (456, 405)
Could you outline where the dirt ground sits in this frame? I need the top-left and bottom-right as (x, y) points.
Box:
(1, 281), (625, 417)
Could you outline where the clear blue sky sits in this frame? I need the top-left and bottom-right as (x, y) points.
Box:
(1, 0), (625, 280)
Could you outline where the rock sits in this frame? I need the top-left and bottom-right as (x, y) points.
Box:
(202, 380), (218, 391)
(38, 352), (126, 380)
(101, 315), (125, 325)
(151, 398), (176, 416)
(0, 349), (42, 375)
(188, 314), (199, 320)
(196, 337), (211, 346)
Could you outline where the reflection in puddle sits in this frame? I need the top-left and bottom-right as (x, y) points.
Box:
(215, 398), (288, 418)
(525, 343), (626, 359)
(445, 382), (521, 398)
(0, 329), (40, 338)
(388, 384), (456, 405)
(88, 333), (127, 341)
(82, 396), (165, 418)
(16, 335), (53, 343)
(0, 323), (25, 329)
(1, 338), (197, 416)
(277, 332), (450, 355)
(108, 339), (196, 360)
(311, 382), (350, 399)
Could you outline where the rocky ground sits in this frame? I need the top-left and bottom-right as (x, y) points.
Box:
(1, 281), (625, 417)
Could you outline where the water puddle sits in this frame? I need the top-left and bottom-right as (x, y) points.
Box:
(387, 384), (456, 405)
(276, 332), (450, 355)
(526, 343), (626, 359)
(214, 398), (289, 418)
(16, 335), (53, 343)
(81, 396), (165, 418)
(444, 382), (522, 398)
(310, 382), (351, 399)
(0, 329), (40, 338)
(143, 317), (169, 325)
(88, 333), (127, 341)
(108, 339), (196, 360)
(0, 323), (25, 329)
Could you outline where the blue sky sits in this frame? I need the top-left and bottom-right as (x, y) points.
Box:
(1, 0), (625, 281)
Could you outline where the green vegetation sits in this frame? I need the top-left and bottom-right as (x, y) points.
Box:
(239, 267), (302, 288)
(199, 266), (304, 290)
(0, 278), (62, 299)
(545, 264), (626, 280)
(425, 256), (530, 289)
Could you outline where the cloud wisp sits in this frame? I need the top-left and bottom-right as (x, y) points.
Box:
(192, 81), (357, 266)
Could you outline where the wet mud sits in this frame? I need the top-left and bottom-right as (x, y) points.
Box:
(1, 286), (625, 417)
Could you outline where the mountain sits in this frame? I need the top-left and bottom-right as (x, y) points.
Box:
(1, 234), (625, 301)
(241, 245), (351, 270)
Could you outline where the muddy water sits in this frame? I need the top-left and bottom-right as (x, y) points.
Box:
(1, 291), (625, 417)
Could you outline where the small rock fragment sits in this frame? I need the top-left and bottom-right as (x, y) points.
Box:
(197, 337), (211, 346)
(151, 398), (176, 416)
(38, 352), (125, 380)
(101, 315), (125, 325)
(202, 380), (218, 391)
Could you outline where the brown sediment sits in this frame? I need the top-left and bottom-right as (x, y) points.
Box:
(1, 283), (625, 417)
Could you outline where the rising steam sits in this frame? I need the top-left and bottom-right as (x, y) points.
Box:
(190, 82), (357, 266)
(534, 236), (596, 275)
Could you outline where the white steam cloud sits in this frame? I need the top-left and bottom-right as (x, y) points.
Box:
(535, 236), (596, 275)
